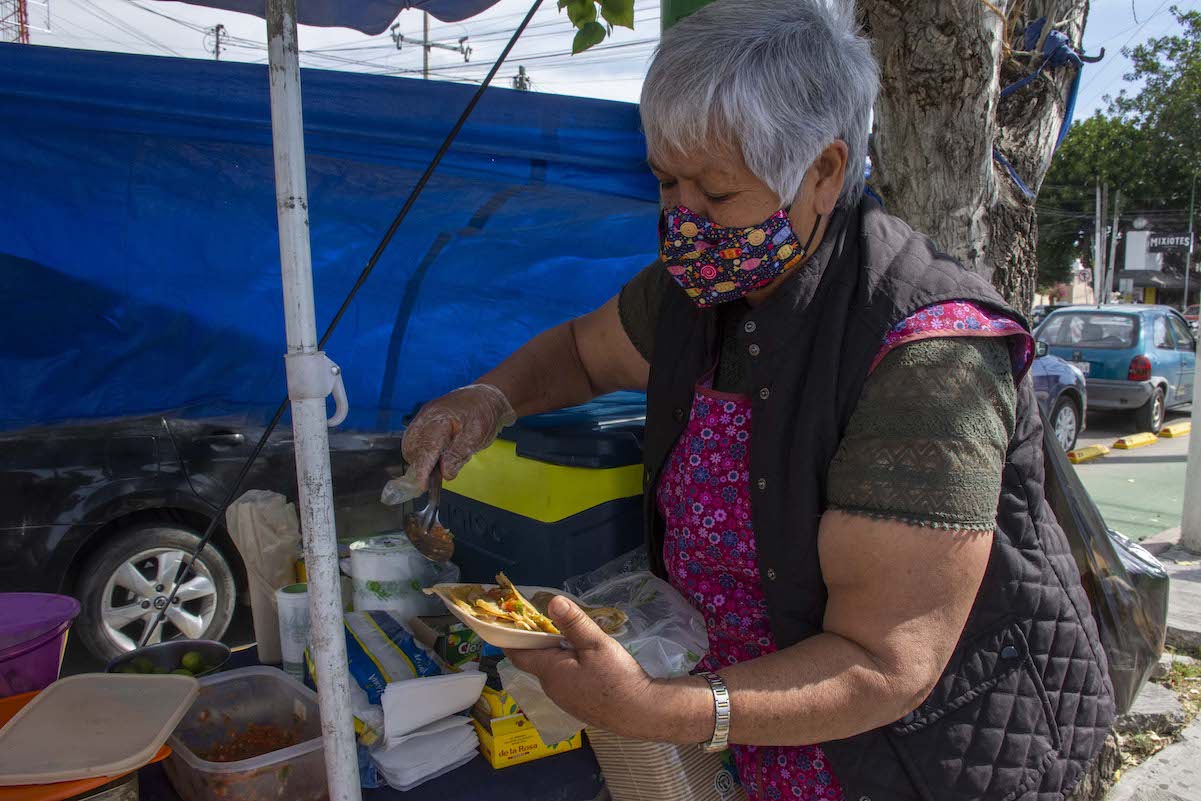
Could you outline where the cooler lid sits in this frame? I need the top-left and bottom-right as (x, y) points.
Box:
(499, 393), (645, 469)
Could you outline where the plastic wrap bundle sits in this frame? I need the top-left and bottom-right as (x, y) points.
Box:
(1040, 413), (1169, 715)
(588, 730), (746, 801)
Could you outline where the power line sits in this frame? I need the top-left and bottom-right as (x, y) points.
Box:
(74, 0), (181, 55)
(1078, 0), (1172, 95)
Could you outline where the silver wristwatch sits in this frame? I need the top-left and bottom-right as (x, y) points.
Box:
(699, 671), (731, 752)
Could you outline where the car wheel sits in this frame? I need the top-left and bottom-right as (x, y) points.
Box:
(1135, 386), (1167, 435)
(76, 522), (236, 661)
(1051, 397), (1080, 452)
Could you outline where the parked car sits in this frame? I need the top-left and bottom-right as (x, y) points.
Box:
(1031, 346), (1088, 451)
(1036, 305), (1195, 434)
(1031, 304), (1073, 328)
(0, 414), (403, 660)
(1185, 304), (1198, 326)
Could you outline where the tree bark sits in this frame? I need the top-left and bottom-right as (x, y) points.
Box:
(861, 0), (1090, 312)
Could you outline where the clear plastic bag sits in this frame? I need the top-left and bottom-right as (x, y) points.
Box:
(1040, 414), (1169, 715)
(578, 571), (708, 680)
(563, 547), (652, 597)
(499, 557), (709, 745)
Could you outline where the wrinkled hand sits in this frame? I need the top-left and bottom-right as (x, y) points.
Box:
(392, 384), (516, 501)
(507, 596), (654, 738)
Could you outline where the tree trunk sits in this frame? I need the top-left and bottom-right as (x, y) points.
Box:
(860, 0), (1090, 312)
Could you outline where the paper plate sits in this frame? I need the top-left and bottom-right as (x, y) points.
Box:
(423, 584), (574, 650)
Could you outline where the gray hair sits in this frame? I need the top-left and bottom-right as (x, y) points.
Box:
(640, 0), (879, 207)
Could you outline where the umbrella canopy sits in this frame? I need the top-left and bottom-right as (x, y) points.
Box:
(157, 0), (506, 33)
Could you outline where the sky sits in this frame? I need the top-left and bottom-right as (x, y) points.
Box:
(18, 0), (1200, 108)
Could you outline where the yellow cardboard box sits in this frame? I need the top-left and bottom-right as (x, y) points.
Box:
(472, 686), (582, 769)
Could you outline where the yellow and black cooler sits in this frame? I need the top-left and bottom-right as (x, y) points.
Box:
(440, 395), (646, 587)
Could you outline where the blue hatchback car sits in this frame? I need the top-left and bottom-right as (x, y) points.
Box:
(1036, 306), (1196, 434)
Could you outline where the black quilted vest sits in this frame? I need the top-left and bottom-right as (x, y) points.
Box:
(642, 196), (1116, 801)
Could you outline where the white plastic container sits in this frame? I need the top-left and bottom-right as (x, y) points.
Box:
(349, 534), (447, 619)
(164, 667), (327, 801)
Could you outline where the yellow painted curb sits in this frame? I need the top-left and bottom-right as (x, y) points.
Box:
(1068, 445), (1110, 463)
(1161, 422), (1191, 438)
(1113, 433), (1159, 449)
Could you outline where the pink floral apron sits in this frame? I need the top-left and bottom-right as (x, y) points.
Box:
(653, 301), (1033, 801)
(656, 381), (845, 801)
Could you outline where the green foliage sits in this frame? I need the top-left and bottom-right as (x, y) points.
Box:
(572, 21), (608, 54)
(559, 0), (634, 53)
(1037, 7), (1200, 289)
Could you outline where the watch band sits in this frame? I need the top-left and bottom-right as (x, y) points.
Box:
(699, 671), (731, 752)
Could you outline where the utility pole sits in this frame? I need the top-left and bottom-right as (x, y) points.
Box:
(1105, 189), (1122, 304)
(1185, 176), (1196, 313)
(1182, 175), (1201, 554)
(390, 21), (471, 79)
(512, 65), (532, 91)
(206, 23), (225, 60)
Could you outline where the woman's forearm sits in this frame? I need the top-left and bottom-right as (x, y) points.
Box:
(478, 297), (649, 417)
(643, 631), (926, 747)
(477, 320), (601, 417)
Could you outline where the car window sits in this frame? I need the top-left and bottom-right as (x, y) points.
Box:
(1154, 316), (1174, 350)
(1037, 315), (1064, 342)
(1169, 316), (1196, 352)
(1042, 313), (1137, 349)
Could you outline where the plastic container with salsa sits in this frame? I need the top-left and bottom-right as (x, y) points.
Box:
(164, 667), (327, 801)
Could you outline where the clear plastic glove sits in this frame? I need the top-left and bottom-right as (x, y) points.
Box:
(382, 384), (516, 506)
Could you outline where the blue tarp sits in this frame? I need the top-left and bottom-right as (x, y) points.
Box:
(0, 44), (658, 432)
(161, 0), (504, 34)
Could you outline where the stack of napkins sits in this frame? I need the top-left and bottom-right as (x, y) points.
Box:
(371, 671), (489, 791)
(371, 716), (479, 791)
(381, 672), (487, 747)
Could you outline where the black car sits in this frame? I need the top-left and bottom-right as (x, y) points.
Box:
(0, 414), (402, 660)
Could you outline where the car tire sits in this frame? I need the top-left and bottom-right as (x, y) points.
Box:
(1050, 396), (1080, 452)
(76, 522), (237, 661)
(1135, 386), (1167, 435)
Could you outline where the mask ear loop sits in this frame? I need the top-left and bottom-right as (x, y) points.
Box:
(796, 213), (823, 260)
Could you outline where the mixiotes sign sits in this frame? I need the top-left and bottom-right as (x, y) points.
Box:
(1148, 233), (1195, 252)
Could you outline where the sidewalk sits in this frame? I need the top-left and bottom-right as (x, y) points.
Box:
(1142, 528), (1201, 651)
(1107, 716), (1201, 801)
(1105, 527), (1201, 801)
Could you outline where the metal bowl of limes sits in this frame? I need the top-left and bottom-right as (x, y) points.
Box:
(105, 639), (231, 678)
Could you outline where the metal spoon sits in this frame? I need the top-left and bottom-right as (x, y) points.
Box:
(403, 465), (454, 561)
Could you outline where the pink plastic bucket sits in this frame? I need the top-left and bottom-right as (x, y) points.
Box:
(0, 593), (81, 698)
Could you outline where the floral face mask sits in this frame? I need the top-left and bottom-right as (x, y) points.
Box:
(660, 206), (822, 308)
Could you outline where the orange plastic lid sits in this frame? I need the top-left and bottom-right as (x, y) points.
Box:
(0, 690), (172, 801)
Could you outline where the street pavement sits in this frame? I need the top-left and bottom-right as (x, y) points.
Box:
(1071, 409), (1192, 541)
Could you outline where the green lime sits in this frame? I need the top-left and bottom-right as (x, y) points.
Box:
(152, 666), (169, 674)
(171, 668), (194, 676)
(117, 664), (139, 674)
(131, 657), (155, 674)
(180, 651), (206, 673)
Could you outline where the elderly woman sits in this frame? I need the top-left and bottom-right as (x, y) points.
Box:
(400, 1), (1115, 798)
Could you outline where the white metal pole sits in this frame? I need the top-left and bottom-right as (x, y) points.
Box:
(266, 2), (363, 799)
(1094, 179), (1104, 306)
(1182, 177), (1201, 554)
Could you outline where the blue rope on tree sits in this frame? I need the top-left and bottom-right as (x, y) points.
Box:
(993, 17), (1101, 196)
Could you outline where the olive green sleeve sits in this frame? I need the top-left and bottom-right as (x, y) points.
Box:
(826, 337), (1018, 531)
(617, 262), (672, 363)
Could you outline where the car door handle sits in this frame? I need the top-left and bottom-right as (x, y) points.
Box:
(196, 432), (246, 449)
